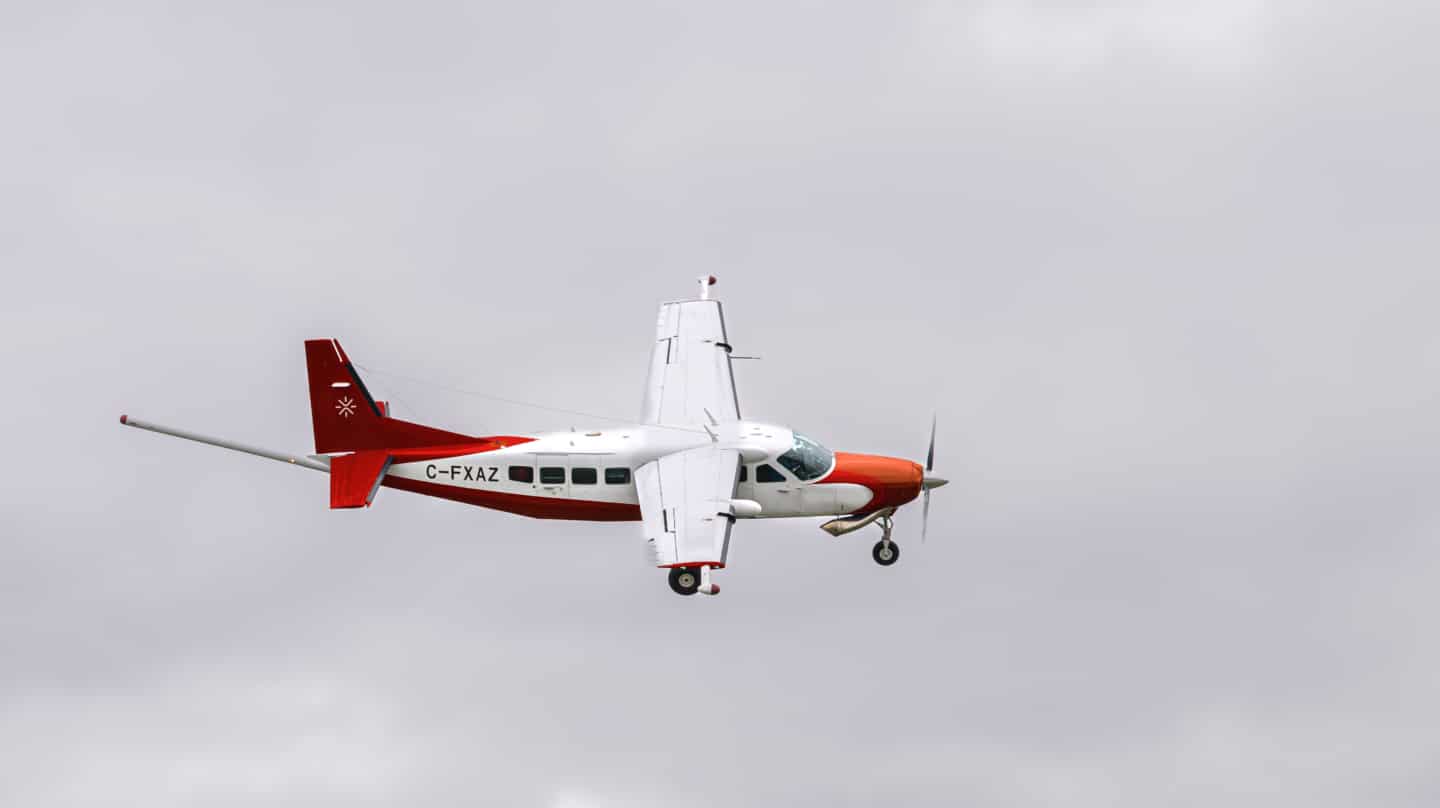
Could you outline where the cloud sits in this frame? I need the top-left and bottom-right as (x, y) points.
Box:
(920, 0), (1284, 75)
(3, 1), (1438, 806)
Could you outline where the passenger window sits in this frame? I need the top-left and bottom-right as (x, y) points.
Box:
(605, 467), (631, 484)
(508, 466), (533, 483)
(756, 463), (785, 483)
(571, 467), (597, 485)
(539, 467), (565, 484)
(738, 465), (748, 482)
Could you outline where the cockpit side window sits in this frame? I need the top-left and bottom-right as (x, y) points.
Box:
(776, 432), (834, 481)
(755, 463), (785, 483)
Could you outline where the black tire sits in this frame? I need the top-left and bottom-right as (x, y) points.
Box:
(668, 566), (701, 596)
(872, 540), (900, 566)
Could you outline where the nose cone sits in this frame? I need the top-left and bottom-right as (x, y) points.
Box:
(820, 452), (924, 511)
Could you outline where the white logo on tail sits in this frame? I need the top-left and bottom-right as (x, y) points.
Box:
(336, 397), (356, 418)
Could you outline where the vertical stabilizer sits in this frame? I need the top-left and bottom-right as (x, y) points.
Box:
(304, 339), (474, 453)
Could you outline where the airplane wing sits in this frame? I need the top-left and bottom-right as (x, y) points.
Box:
(640, 298), (741, 425)
(635, 446), (742, 569)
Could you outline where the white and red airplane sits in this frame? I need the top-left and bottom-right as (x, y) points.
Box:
(121, 277), (947, 596)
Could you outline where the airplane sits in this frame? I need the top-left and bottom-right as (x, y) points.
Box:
(120, 277), (948, 596)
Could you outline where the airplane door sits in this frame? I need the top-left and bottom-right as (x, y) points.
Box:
(749, 462), (799, 516)
(534, 454), (570, 499)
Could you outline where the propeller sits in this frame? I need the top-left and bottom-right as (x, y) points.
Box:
(920, 413), (949, 542)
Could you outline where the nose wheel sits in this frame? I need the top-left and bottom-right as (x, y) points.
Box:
(872, 539), (900, 565)
(871, 515), (899, 566)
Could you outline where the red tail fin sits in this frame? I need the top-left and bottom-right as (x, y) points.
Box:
(304, 339), (473, 454)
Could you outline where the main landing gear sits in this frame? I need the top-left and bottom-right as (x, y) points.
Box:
(667, 566), (720, 596)
(871, 513), (899, 567)
(668, 567), (700, 596)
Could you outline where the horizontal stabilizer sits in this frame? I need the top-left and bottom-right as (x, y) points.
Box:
(329, 450), (391, 509)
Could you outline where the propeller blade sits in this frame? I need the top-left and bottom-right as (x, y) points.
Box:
(926, 413), (936, 472)
(921, 489), (931, 542)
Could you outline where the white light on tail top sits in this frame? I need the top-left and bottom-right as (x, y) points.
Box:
(331, 382), (351, 388)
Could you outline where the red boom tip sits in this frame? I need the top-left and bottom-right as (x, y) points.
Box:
(119, 414), (128, 424)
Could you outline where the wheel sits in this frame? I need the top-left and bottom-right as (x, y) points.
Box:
(872, 540), (899, 566)
(668, 566), (701, 596)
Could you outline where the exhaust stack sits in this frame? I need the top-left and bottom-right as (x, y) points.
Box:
(819, 506), (897, 537)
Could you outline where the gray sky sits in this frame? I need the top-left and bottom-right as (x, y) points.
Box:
(4, 1), (1438, 805)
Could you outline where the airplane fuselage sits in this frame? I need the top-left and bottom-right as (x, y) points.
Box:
(380, 420), (923, 522)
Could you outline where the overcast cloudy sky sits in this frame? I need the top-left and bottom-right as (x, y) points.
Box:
(3, 1), (1438, 805)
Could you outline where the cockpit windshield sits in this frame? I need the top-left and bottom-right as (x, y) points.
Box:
(776, 432), (834, 481)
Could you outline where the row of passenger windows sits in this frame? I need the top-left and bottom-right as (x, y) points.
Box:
(503, 464), (795, 486)
(507, 466), (632, 485)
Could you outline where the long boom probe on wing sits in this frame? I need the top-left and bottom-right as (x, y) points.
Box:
(119, 415), (330, 472)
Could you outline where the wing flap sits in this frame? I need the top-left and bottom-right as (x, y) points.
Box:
(636, 446), (741, 567)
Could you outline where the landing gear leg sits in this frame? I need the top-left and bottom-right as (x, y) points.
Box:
(871, 515), (899, 566)
(668, 566), (701, 596)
